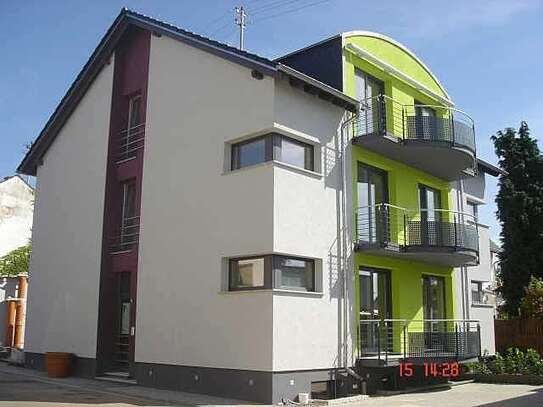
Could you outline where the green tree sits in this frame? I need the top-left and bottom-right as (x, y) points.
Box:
(492, 122), (543, 316)
(519, 276), (543, 318)
(0, 244), (31, 277)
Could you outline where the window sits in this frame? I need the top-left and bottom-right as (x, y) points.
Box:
(231, 134), (314, 171)
(276, 136), (314, 170)
(119, 95), (143, 161)
(121, 181), (137, 222)
(466, 201), (479, 223)
(120, 181), (137, 248)
(274, 256), (315, 291)
(228, 255), (317, 292)
(471, 281), (486, 304)
(229, 257), (268, 290)
(231, 137), (268, 170)
(128, 95), (142, 130)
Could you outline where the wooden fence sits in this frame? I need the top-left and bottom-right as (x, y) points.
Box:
(495, 319), (543, 355)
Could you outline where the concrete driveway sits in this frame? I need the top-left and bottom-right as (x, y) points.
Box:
(362, 383), (543, 407)
(1, 363), (543, 406)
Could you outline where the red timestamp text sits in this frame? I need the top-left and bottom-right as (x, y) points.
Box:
(399, 362), (460, 378)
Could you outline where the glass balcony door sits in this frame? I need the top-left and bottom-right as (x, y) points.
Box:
(359, 267), (391, 354)
(422, 275), (447, 350)
(414, 102), (437, 141)
(355, 69), (385, 136)
(419, 184), (442, 246)
(357, 164), (388, 245)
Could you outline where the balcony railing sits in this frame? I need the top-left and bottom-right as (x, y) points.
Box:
(116, 123), (145, 163)
(359, 318), (481, 363)
(355, 203), (479, 264)
(354, 95), (476, 153)
(110, 216), (140, 253)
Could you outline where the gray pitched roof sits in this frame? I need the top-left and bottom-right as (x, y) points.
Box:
(18, 8), (357, 176)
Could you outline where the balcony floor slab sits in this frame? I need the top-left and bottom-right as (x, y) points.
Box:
(353, 134), (475, 181)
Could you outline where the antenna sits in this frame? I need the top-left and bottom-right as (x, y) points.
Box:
(235, 6), (247, 50)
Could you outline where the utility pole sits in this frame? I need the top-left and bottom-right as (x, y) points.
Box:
(235, 6), (246, 50)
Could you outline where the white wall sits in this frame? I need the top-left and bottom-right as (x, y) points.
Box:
(468, 225), (496, 354)
(0, 176), (34, 257)
(24, 58), (113, 357)
(451, 176), (496, 354)
(271, 80), (348, 371)
(137, 35), (276, 370)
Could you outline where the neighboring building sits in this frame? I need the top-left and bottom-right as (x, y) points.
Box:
(19, 9), (501, 402)
(0, 175), (33, 350)
(452, 161), (503, 356)
(0, 175), (33, 257)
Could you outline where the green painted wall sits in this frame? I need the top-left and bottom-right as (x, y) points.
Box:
(343, 34), (448, 100)
(344, 34), (458, 334)
(351, 144), (456, 323)
(343, 35), (452, 138)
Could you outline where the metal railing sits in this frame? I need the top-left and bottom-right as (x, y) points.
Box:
(355, 203), (479, 253)
(352, 95), (476, 153)
(117, 123), (145, 162)
(110, 215), (140, 253)
(359, 318), (481, 362)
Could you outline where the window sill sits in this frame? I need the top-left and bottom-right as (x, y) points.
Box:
(271, 160), (323, 179)
(219, 289), (323, 297)
(223, 160), (323, 179)
(273, 289), (324, 297)
(472, 302), (494, 308)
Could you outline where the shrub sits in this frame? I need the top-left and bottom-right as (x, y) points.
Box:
(475, 348), (543, 376)
(524, 348), (543, 375)
(504, 348), (525, 374)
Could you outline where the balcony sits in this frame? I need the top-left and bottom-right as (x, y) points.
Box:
(110, 216), (140, 253)
(355, 203), (479, 266)
(116, 123), (145, 163)
(348, 95), (476, 180)
(359, 319), (481, 365)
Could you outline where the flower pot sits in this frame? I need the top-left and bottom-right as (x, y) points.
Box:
(45, 352), (72, 378)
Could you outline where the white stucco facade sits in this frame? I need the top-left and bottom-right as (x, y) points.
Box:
(24, 57), (113, 357)
(136, 34), (351, 373)
(452, 170), (496, 355)
(0, 176), (34, 257)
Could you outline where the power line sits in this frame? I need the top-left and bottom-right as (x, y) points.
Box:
(251, 0), (331, 23)
(249, 0), (306, 14)
(209, 19), (234, 37)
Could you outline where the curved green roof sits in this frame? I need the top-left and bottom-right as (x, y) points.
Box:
(342, 31), (452, 103)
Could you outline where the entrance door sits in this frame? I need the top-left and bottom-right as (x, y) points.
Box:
(359, 267), (391, 354)
(419, 184), (441, 246)
(355, 69), (385, 136)
(422, 275), (446, 348)
(357, 164), (388, 245)
(116, 272), (135, 375)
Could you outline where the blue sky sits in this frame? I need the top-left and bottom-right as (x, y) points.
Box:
(2, 0), (542, 242)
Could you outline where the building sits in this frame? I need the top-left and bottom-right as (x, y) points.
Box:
(19, 9), (501, 402)
(0, 175), (33, 257)
(452, 161), (503, 356)
(0, 175), (33, 350)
